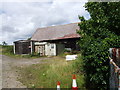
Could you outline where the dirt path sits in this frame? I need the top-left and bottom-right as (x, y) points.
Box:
(2, 55), (52, 88)
(0, 55), (2, 89)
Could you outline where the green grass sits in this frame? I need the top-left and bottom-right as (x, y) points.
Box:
(1, 45), (85, 88)
(17, 57), (85, 89)
(1, 45), (13, 55)
(1, 45), (41, 59)
(0, 45), (2, 54)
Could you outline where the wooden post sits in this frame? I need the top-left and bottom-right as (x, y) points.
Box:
(31, 41), (33, 54)
(13, 42), (15, 54)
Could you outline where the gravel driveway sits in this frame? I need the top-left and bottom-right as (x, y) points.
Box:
(2, 55), (52, 88)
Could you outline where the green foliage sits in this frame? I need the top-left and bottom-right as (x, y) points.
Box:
(2, 45), (14, 54)
(64, 48), (71, 52)
(30, 52), (40, 57)
(2, 41), (7, 46)
(78, 2), (120, 89)
(27, 37), (31, 40)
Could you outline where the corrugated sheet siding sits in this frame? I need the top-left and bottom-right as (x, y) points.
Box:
(110, 48), (120, 90)
(14, 41), (31, 54)
(110, 64), (119, 89)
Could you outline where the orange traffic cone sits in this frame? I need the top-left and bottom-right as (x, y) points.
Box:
(57, 81), (60, 90)
(72, 74), (78, 90)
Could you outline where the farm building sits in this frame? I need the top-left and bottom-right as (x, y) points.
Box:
(13, 40), (31, 54)
(13, 22), (81, 56)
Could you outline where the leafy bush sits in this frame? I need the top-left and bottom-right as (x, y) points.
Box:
(78, 2), (120, 89)
(64, 48), (71, 53)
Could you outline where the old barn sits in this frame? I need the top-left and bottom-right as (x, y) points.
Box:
(13, 22), (80, 56)
(13, 40), (31, 54)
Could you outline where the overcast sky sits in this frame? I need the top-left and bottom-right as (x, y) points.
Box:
(0, 0), (90, 45)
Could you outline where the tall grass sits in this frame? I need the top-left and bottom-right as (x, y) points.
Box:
(2, 45), (14, 55)
(17, 57), (85, 89)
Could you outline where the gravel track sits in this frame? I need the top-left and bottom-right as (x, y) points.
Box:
(2, 55), (52, 88)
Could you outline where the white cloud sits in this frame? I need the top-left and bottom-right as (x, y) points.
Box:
(0, 0), (90, 45)
(1, 0), (88, 3)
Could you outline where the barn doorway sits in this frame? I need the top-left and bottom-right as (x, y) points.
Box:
(38, 45), (45, 56)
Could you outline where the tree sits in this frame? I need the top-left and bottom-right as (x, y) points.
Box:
(78, 2), (120, 89)
(2, 41), (7, 46)
(27, 37), (31, 40)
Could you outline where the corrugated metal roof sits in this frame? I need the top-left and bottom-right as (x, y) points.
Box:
(14, 40), (30, 43)
(54, 33), (80, 40)
(31, 22), (80, 41)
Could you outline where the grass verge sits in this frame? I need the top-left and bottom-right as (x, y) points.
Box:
(17, 57), (85, 89)
(1, 45), (41, 59)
